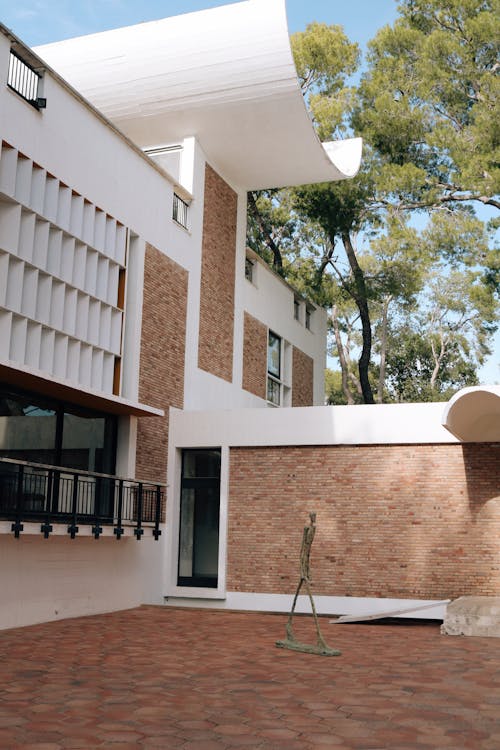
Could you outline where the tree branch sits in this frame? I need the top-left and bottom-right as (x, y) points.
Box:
(247, 192), (284, 273)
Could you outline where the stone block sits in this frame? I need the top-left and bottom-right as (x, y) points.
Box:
(441, 596), (500, 638)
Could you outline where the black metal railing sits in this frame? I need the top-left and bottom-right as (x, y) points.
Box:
(173, 192), (189, 228)
(0, 457), (164, 540)
(7, 51), (45, 110)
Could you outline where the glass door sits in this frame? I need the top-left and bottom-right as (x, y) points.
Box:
(178, 449), (221, 588)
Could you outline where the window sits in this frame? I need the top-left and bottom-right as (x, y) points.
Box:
(245, 257), (254, 283)
(294, 299), (300, 321)
(173, 192), (189, 229)
(305, 306), (313, 330)
(0, 386), (117, 474)
(178, 449), (221, 588)
(7, 50), (45, 110)
(267, 331), (282, 406)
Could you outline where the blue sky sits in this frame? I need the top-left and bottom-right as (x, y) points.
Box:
(1, 0), (498, 382)
(0, 0), (399, 50)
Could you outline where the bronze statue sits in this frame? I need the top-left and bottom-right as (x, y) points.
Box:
(276, 512), (340, 656)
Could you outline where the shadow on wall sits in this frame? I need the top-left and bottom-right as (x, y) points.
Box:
(462, 444), (500, 593)
(463, 443), (500, 516)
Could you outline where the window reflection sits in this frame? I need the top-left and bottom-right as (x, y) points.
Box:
(0, 387), (116, 474)
(0, 392), (57, 465)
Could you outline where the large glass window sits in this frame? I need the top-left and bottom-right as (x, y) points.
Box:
(178, 449), (221, 588)
(0, 386), (117, 474)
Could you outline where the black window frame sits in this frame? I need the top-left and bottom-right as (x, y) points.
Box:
(245, 257), (254, 282)
(0, 384), (117, 474)
(177, 448), (221, 588)
(267, 330), (282, 406)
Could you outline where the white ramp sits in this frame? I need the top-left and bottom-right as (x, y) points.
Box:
(331, 600), (450, 624)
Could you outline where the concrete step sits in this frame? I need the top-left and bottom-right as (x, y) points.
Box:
(441, 596), (500, 638)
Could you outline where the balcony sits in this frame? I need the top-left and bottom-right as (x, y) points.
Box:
(0, 457), (164, 540)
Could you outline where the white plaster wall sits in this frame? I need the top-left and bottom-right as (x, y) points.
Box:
(0, 535), (144, 630)
(0, 34), (185, 264)
(164, 593), (449, 621)
(170, 402), (458, 449)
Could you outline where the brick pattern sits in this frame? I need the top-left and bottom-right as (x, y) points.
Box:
(197, 164), (237, 383)
(291, 346), (314, 407)
(135, 243), (188, 487)
(242, 312), (267, 399)
(2, 608), (500, 748)
(227, 443), (500, 600)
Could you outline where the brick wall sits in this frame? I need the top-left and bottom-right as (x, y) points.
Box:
(227, 443), (500, 600)
(197, 164), (237, 383)
(242, 312), (267, 399)
(291, 346), (314, 407)
(135, 243), (188, 485)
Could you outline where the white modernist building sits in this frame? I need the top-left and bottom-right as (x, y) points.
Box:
(0, 0), (361, 630)
(1, 0), (498, 633)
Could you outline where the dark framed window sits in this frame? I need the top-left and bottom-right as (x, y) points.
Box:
(0, 385), (117, 474)
(294, 299), (300, 321)
(305, 307), (313, 330)
(267, 331), (282, 406)
(245, 257), (254, 282)
(178, 448), (221, 588)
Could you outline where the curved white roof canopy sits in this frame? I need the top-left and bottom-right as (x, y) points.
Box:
(35, 0), (362, 191)
(442, 386), (500, 442)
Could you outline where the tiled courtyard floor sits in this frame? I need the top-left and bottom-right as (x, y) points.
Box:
(0, 606), (499, 749)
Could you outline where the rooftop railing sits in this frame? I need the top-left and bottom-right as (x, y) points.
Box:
(7, 50), (46, 110)
(0, 457), (164, 540)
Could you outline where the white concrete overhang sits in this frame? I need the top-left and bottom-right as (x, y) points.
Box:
(0, 361), (163, 417)
(34, 0), (362, 191)
(442, 386), (500, 442)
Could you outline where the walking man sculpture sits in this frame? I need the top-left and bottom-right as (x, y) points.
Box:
(276, 512), (340, 656)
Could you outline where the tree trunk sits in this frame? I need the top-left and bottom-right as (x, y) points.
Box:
(331, 305), (355, 404)
(247, 192), (283, 273)
(430, 330), (447, 390)
(377, 295), (392, 403)
(341, 232), (374, 404)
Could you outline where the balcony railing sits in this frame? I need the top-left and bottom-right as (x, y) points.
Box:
(0, 457), (164, 540)
(7, 50), (46, 110)
(173, 192), (189, 229)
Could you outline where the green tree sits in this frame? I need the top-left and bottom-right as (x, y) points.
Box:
(355, 0), (500, 211)
(384, 329), (479, 401)
(248, 6), (499, 403)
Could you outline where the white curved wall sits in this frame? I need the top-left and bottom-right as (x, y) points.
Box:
(35, 0), (362, 190)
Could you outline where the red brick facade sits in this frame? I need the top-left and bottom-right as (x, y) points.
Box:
(197, 164), (237, 383)
(291, 346), (314, 407)
(135, 243), (188, 484)
(227, 443), (500, 600)
(242, 312), (267, 399)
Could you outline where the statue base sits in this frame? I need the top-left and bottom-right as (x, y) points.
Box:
(276, 638), (341, 656)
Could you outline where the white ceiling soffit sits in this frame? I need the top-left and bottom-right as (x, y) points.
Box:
(442, 386), (500, 442)
(34, 0), (362, 191)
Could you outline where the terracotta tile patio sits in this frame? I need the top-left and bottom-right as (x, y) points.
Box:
(0, 606), (499, 749)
